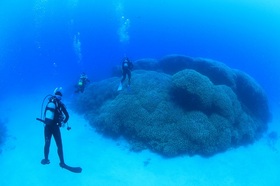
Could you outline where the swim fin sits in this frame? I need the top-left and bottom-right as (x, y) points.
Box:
(117, 83), (123, 91)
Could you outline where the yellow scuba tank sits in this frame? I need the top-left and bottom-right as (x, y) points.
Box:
(78, 80), (83, 86)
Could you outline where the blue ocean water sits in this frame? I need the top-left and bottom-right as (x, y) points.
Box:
(1, 0), (279, 103)
(0, 1), (280, 185)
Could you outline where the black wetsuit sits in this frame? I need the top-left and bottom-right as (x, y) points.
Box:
(121, 59), (133, 85)
(43, 97), (69, 165)
(75, 75), (89, 93)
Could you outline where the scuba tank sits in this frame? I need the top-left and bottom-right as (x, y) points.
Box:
(44, 96), (65, 126)
(45, 101), (56, 121)
(43, 87), (62, 122)
(78, 80), (83, 86)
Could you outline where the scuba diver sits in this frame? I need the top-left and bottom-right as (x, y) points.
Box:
(118, 57), (133, 91)
(36, 87), (82, 173)
(75, 72), (90, 93)
(38, 88), (69, 167)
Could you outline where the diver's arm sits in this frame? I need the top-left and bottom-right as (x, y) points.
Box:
(61, 103), (69, 123)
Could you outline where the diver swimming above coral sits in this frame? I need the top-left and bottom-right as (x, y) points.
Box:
(75, 72), (90, 93)
(118, 57), (133, 91)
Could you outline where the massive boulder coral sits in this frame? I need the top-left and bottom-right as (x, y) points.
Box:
(172, 69), (214, 111)
(72, 55), (271, 157)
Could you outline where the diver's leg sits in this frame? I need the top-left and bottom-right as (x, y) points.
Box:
(121, 71), (127, 83)
(127, 70), (131, 86)
(118, 71), (127, 91)
(53, 126), (65, 165)
(41, 126), (51, 164)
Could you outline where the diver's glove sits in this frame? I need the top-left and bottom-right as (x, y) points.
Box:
(62, 121), (71, 131)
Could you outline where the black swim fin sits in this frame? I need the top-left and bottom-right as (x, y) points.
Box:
(60, 163), (82, 173)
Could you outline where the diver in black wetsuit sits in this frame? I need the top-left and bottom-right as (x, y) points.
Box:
(118, 57), (133, 91)
(75, 72), (90, 93)
(41, 88), (69, 168)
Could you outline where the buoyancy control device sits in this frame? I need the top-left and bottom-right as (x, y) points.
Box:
(36, 88), (71, 130)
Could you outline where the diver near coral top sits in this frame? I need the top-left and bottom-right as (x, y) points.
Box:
(118, 57), (133, 91)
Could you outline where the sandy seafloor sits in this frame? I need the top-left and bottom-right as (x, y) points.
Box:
(0, 93), (279, 186)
